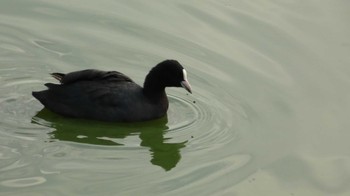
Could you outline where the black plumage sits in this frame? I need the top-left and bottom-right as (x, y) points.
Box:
(32, 60), (192, 122)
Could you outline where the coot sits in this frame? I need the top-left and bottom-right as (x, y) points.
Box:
(32, 60), (192, 122)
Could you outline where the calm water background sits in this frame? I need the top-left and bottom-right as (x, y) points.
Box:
(1, 0), (350, 195)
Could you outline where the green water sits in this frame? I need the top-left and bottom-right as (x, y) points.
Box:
(1, 0), (350, 195)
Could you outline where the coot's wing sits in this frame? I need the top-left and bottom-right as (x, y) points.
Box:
(34, 80), (142, 121)
(52, 69), (134, 84)
(33, 69), (143, 121)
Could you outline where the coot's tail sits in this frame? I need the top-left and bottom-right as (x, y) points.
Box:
(32, 82), (60, 105)
(32, 90), (48, 106)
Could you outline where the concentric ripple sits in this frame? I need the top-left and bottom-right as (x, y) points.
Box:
(166, 86), (240, 152)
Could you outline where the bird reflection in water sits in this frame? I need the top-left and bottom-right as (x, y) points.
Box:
(32, 109), (186, 171)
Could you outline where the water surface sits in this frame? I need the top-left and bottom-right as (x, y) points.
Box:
(1, 0), (350, 195)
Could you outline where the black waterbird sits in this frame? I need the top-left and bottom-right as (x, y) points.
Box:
(32, 60), (192, 122)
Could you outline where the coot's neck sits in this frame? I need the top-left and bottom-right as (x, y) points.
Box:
(143, 70), (167, 100)
(143, 84), (166, 99)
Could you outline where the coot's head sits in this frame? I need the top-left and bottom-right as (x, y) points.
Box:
(143, 60), (192, 94)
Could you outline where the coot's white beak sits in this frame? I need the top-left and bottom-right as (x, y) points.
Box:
(181, 69), (192, 94)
